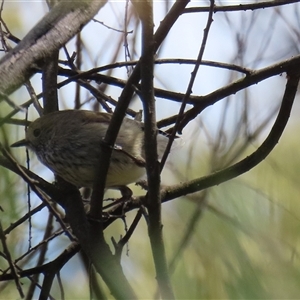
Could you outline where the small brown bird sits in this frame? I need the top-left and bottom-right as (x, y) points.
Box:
(11, 110), (169, 188)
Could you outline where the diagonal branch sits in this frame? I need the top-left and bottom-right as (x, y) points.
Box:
(0, 0), (107, 95)
(160, 0), (215, 169)
(0, 222), (24, 298)
(161, 70), (300, 202)
(177, 55), (300, 131)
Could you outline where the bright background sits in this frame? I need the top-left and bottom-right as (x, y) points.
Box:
(1, 1), (300, 299)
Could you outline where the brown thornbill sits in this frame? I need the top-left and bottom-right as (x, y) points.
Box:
(11, 110), (169, 188)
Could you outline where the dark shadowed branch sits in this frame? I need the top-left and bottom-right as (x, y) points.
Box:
(161, 70), (300, 202)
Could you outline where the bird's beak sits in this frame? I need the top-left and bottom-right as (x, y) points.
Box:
(11, 139), (28, 148)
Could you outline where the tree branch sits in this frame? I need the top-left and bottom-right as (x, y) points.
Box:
(0, 0), (107, 95)
(184, 0), (300, 14)
(88, 0), (190, 222)
(161, 70), (300, 202)
(132, 0), (175, 298)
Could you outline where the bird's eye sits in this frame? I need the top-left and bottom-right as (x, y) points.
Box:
(33, 128), (41, 137)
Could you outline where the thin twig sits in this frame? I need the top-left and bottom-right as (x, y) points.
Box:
(160, 0), (215, 169)
(184, 0), (300, 14)
(113, 208), (142, 261)
(4, 203), (46, 235)
(0, 222), (24, 298)
(24, 82), (43, 116)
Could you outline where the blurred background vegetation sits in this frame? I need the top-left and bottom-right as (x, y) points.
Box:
(1, 1), (300, 299)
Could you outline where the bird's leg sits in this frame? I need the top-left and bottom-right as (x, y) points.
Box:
(102, 185), (133, 211)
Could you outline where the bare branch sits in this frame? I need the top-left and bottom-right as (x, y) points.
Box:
(0, 1), (107, 95)
(0, 222), (24, 298)
(161, 70), (300, 202)
(184, 0), (300, 14)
